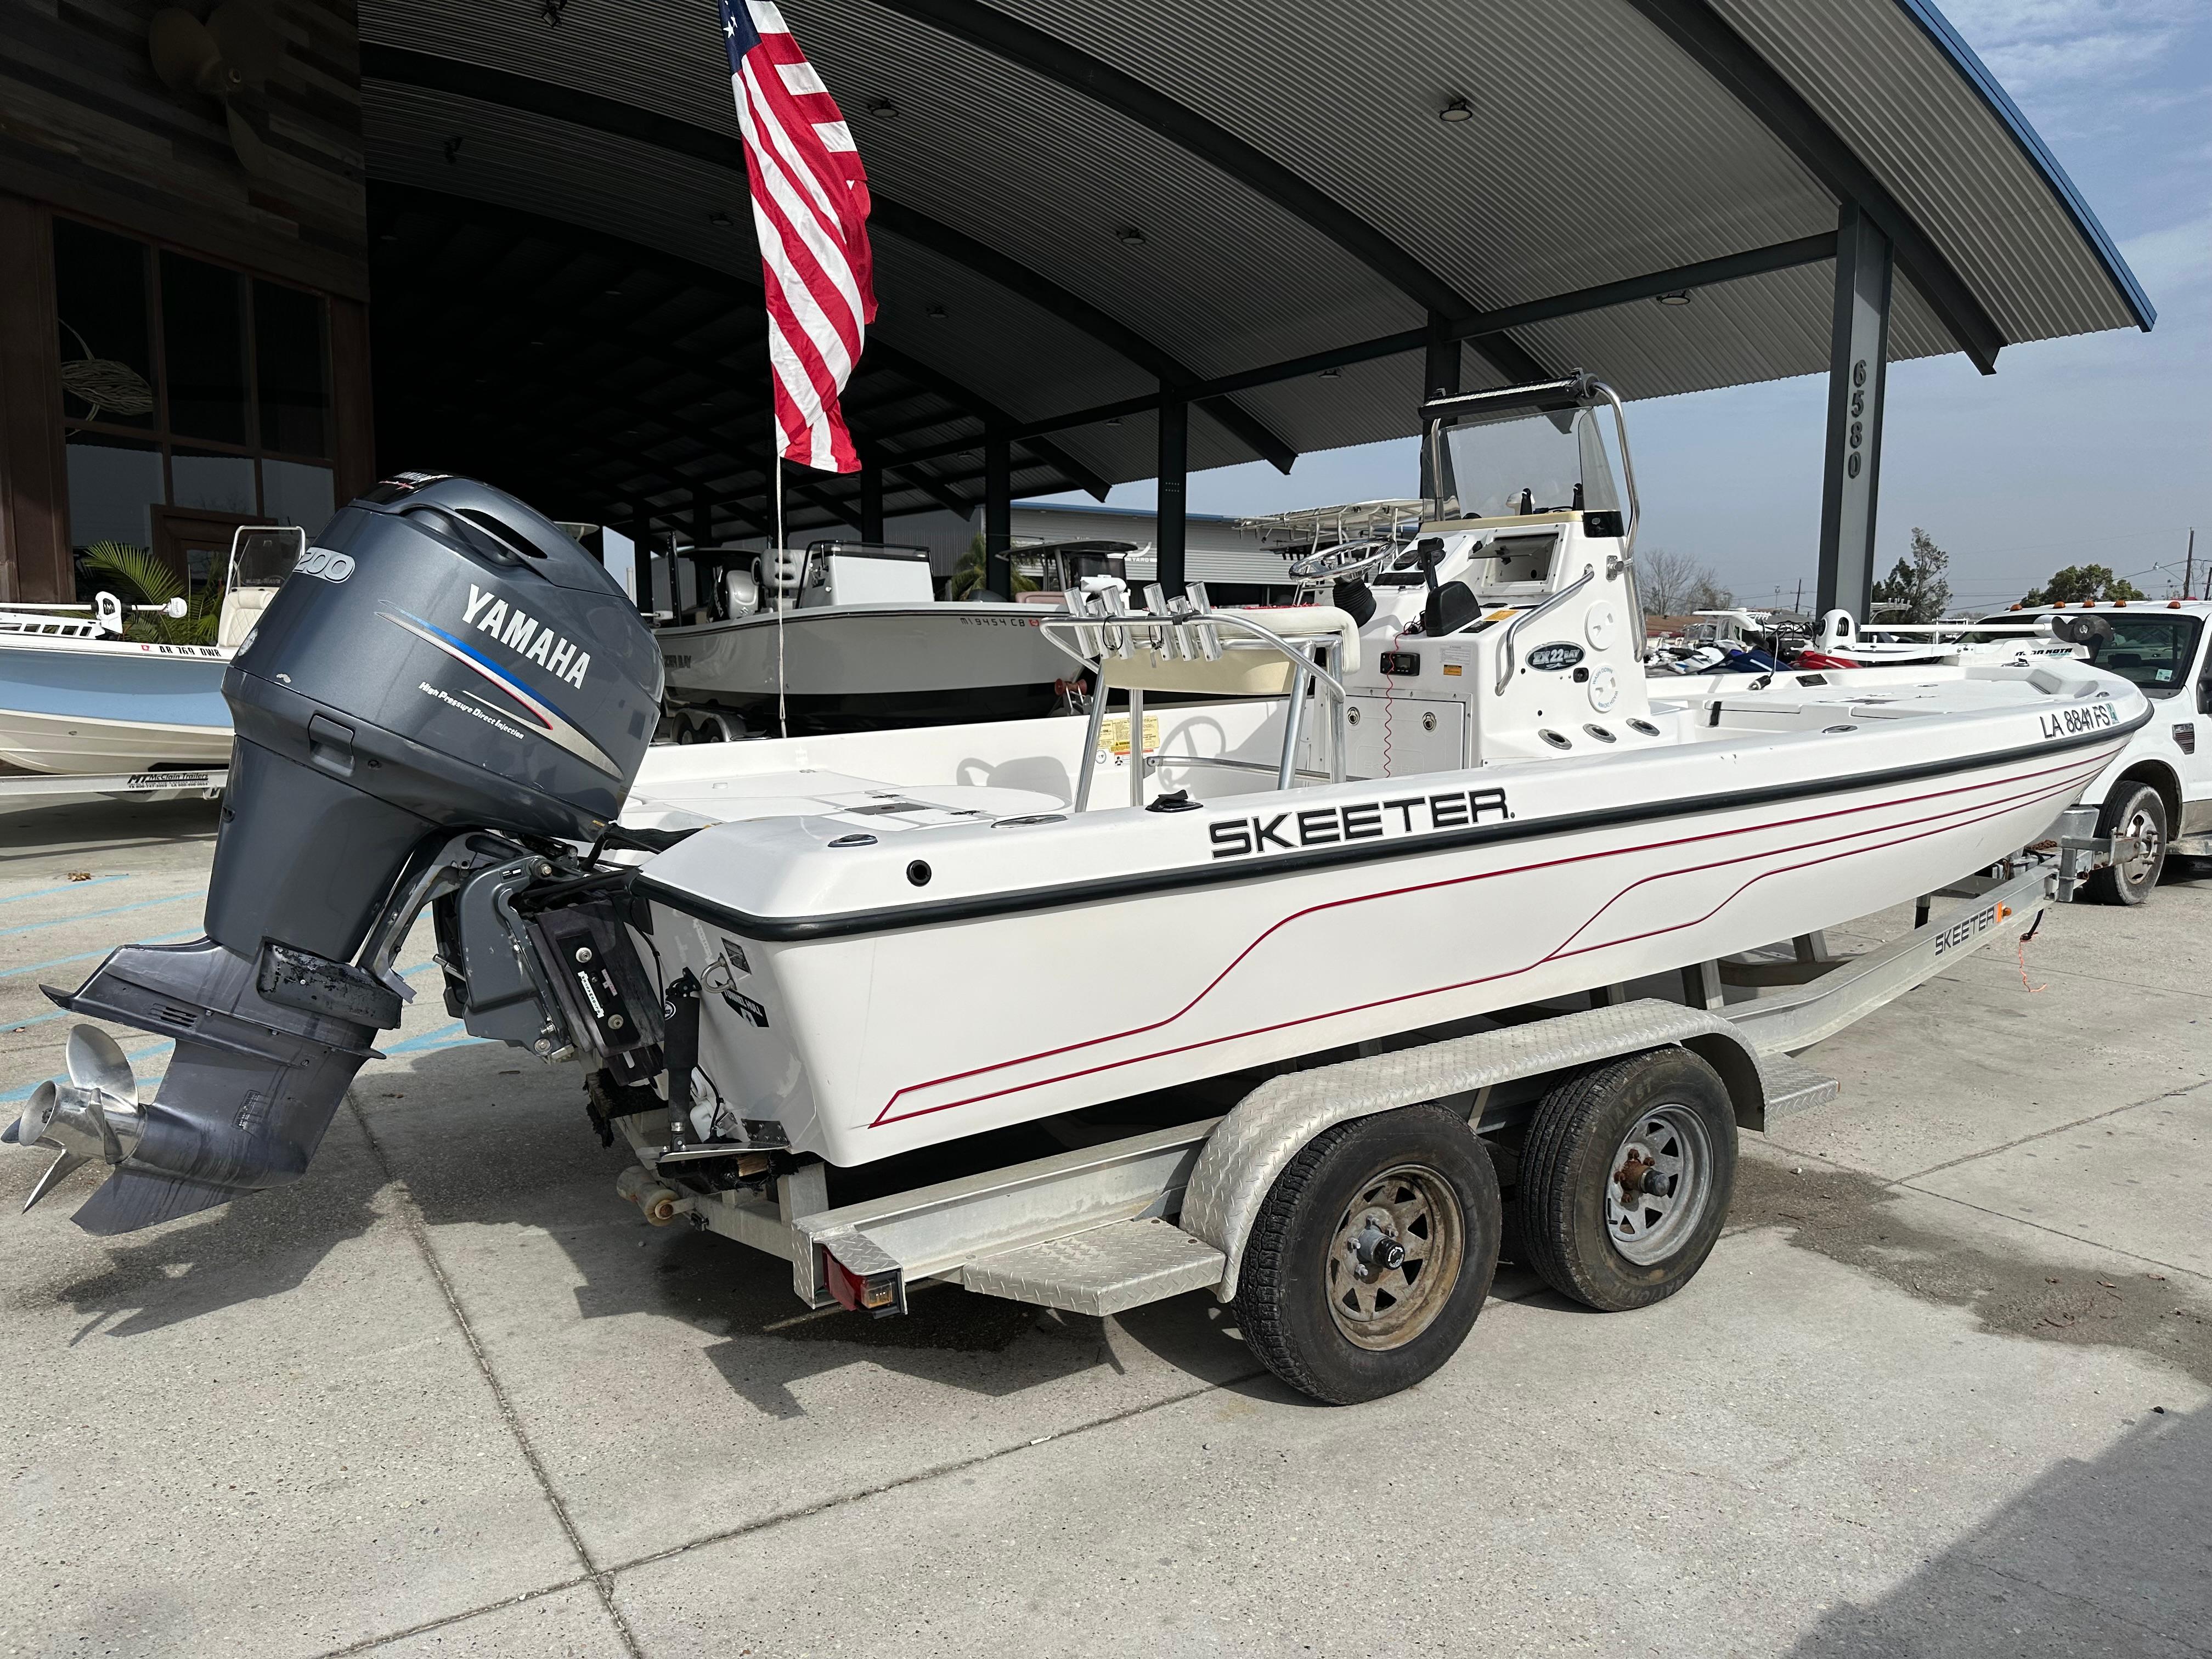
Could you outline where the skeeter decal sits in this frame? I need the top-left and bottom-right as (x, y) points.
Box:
(1210, 786), (1510, 858)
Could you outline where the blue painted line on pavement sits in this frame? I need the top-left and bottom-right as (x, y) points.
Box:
(0, 891), (200, 940)
(0, 876), (128, 905)
(0, 930), (200, 980)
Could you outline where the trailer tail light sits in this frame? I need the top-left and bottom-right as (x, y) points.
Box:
(823, 1249), (904, 1317)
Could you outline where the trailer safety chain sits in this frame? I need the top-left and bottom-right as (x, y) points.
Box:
(2017, 909), (2047, 994)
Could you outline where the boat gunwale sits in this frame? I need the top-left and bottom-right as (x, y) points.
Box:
(634, 702), (2150, 944)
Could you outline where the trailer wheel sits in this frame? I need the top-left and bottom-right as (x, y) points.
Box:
(1518, 1049), (1735, 1312)
(2081, 782), (2166, 906)
(1233, 1103), (1499, 1404)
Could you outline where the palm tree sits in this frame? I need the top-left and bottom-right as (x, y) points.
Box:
(945, 534), (1036, 600)
(77, 541), (222, 645)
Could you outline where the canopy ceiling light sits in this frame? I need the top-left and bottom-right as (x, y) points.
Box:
(866, 97), (898, 117)
(1438, 97), (1475, 123)
(1654, 290), (1692, 306)
(1114, 225), (1147, 247)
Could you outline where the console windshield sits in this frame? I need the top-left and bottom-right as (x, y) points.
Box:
(1439, 405), (1626, 521)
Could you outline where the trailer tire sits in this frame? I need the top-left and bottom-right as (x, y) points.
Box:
(1233, 1103), (1499, 1405)
(1519, 1048), (1735, 1312)
(2081, 781), (2166, 906)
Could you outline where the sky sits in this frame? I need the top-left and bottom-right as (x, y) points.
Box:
(1031, 1), (2212, 617)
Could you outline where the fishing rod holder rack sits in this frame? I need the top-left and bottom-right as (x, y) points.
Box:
(1039, 583), (1351, 811)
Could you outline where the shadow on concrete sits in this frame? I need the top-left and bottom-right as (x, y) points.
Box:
(1787, 1400), (2211, 1657)
(354, 1039), (1255, 1416)
(0, 797), (221, 862)
(15, 1108), (383, 1341)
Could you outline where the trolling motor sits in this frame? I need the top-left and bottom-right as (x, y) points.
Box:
(7, 475), (666, 1234)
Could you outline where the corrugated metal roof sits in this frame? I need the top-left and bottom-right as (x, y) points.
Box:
(1712, 0), (2149, 340)
(356, 0), (2147, 533)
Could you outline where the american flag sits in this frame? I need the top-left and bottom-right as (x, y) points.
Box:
(721, 0), (876, 473)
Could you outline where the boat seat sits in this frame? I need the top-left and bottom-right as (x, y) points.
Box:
(217, 585), (276, 648)
(1424, 580), (1480, 636)
(1097, 605), (1361, 696)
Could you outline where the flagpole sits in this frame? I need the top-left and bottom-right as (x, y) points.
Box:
(774, 444), (788, 739)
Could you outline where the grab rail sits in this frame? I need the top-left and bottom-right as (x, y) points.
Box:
(1495, 565), (1595, 694)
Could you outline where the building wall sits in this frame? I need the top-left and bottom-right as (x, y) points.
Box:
(0, 0), (370, 599)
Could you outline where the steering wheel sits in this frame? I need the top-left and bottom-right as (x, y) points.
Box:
(1288, 539), (1398, 583)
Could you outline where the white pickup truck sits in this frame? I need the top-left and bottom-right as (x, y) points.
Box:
(1981, 600), (2212, 904)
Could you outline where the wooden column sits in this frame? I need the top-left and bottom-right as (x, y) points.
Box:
(0, 194), (70, 600)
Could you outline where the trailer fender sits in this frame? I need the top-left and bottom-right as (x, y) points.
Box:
(1181, 1000), (1769, 1301)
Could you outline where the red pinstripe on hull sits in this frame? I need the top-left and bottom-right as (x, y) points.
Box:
(867, 747), (2118, 1128)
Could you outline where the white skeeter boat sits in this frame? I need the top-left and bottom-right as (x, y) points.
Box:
(1, 397), (2148, 1405)
(613, 374), (2148, 1168)
(656, 540), (1076, 736)
(0, 526), (298, 775)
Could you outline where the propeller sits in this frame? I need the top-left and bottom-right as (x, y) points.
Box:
(146, 2), (283, 178)
(5, 1028), (144, 1215)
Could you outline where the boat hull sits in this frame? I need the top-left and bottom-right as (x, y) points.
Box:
(658, 605), (1073, 720)
(0, 639), (232, 774)
(638, 702), (2138, 1168)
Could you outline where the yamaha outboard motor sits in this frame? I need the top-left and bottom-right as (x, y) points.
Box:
(3, 476), (663, 1233)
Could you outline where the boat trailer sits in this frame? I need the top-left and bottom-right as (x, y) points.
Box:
(613, 814), (2102, 1350)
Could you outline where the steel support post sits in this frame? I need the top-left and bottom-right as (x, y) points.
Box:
(1419, 311), (1461, 506)
(983, 428), (1012, 597)
(1157, 393), (1189, 598)
(1817, 202), (1894, 618)
(859, 458), (885, 545)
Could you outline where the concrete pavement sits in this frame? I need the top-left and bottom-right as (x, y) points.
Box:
(0, 798), (2204, 1657)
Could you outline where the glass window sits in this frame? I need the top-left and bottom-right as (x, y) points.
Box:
(1974, 612), (2206, 697)
(64, 432), (162, 554)
(254, 278), (328, 455)
(170, 448), (257, 514)
(2079, 615), (2203, 696)
(161, 251), (247, 443)
(53, 220), (155, 428)
(262, 458), (335, 533)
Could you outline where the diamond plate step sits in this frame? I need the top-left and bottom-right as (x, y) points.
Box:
(958, 1216), (1226, 1316)
(1759, 1053), (1840, 1123)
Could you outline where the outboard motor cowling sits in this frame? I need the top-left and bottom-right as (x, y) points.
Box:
(213, 473), (662, 961)
(12, 476), (664, 1234)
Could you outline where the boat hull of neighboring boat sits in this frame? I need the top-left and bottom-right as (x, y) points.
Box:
(626, 667), (2145, 1169)
(656, 603), (1074, 727)
(0, 638), (231, 774)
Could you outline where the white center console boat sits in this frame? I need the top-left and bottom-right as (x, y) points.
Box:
(0, 525), (300, 775)
(657, 540), (1076, 737)
(7, 394), (2148, 1404)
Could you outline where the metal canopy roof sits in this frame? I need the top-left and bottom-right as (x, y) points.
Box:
(357, 0), (2148, 541)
